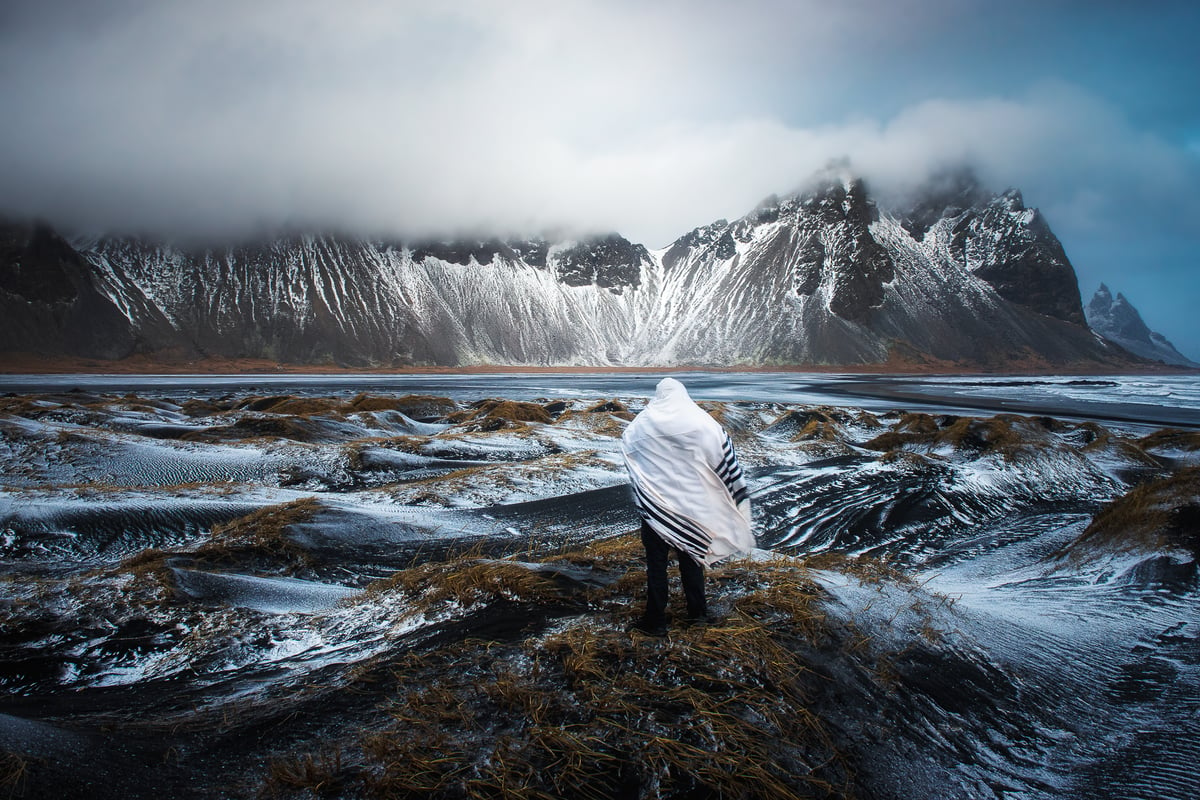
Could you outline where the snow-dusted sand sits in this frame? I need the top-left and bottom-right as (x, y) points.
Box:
(1, 375), (1197, 798)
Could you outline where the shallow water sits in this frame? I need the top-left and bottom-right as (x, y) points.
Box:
(3, 371), (1198, 427)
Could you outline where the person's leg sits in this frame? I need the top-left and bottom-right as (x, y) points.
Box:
(640, 522), (669, 627)
(677, 549), (707, 620)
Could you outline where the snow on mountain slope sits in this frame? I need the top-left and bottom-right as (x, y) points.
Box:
(0, 171), (1142, 368)
(82, 235), (650, 366)
(629, 173), (1124, 367)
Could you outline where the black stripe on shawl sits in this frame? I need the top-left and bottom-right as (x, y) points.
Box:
(718, 435), (738, 470)
(716, 457), (738, 480)
(631, 482), (710, 550)
(717, 434), (747, 497)
(631, 483), (711, 560)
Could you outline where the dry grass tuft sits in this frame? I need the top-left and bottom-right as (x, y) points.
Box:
(802, 551), (917, 587)
(896, 412), (940, 435)
(194, 497), (322, 573)
(179, 397), (235, 417)
(475, 400), (554, 424)
(347, 433), (427, 457)
(258, 397), (342, 416)
(1074, 421), (1110, 449)
(111, 547), (178, 601)
(90, 499), (325, 598)
(235, 395), (292, 412)
(1138, 428), (1200, 454)
(440, 399), (553, 431)
(852, 410), (883, 429)
(181, 416), (323, 443)
(765, 407), (849, 443)
(1060, 467), (1200, 558)
(0, 751), (29, 797)
(548, 533), (643, 567)
(337, 540), (855, 799)
(555, 410), (630, 438)
(865, 413), (1049, 461)
(346, 393), (457, 418)
(264, 749), (345, 797)
(365, 557), (564, 611)
(934, 416), (1021, 452)
(0, 397), (42, 418)
(583, 399), (634, 421)
(796, 417), (841, 442)
(556, 400), (636, 432)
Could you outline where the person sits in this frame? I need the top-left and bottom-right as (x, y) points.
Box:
(620, 377), (754, 636)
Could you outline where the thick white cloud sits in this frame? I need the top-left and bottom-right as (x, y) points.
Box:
(3, 1), (1196, 355)
(1, 1), (1194, 244)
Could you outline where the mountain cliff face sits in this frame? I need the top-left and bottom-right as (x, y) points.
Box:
(892, 167), (1086, 325)
(629, 171), (1111, 367)
(61, 233), (651, 366)
(1085, 284), (1195, 367)
(0, 223), (182, 360)
(0, 172), (1143, 368)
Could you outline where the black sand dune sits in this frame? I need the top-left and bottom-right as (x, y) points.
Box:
(1, 383), (1198, 799)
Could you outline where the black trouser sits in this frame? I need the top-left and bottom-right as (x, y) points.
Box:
(640, 521), (706, 624)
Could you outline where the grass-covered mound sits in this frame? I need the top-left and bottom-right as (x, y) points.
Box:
(264, 536), (877, 799)
(1061, 467), (1200, 558)
(864, 412), (1049, 460)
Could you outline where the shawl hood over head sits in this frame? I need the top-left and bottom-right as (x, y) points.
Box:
(621, 378), (753, 566)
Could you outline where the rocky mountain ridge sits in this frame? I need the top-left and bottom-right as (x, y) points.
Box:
(1085, 284), (1196, 367)
(0, 171), (1152, 369)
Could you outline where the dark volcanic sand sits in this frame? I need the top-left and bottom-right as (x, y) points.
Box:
(1, 385), (1198, 799)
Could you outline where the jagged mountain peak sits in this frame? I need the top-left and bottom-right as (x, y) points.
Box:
(661, 220), (735, 269)
(792, 175), (880, 228)
(549, 233), (649, 293)
(400, 232), (647, 293)
(1085, 285), (1195, 367)
(1087, 284), (1135, 318)
(919, 180), (1086, 326)
(768, 169), (876, 213)
(891, 165), (992, 240)
(711, 171), (884, 240)
(996, 187), (1025, 212)
(409, 238), (521, 267)
(658, 170), (896, 324)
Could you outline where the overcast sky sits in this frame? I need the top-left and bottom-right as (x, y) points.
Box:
(2, 0), (1197, 357)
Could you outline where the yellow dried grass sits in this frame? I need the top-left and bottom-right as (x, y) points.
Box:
(350, 540), (851, 799)
(194, 497), (322, 572)
(1061, 466), (1200, 558)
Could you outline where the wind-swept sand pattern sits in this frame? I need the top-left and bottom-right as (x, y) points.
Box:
(1, 377), (1198, 798)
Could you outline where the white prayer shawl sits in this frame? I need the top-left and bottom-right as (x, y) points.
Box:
(621, 378), (754, 567)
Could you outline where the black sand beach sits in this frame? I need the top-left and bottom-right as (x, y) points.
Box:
(1, 378), (1198, 798)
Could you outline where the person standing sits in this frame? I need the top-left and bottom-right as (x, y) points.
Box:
(620, 378), (754, 636)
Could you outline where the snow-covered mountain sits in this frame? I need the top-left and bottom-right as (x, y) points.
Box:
(0, 170), (1144, 369)
(1085, 284), (1196, 367)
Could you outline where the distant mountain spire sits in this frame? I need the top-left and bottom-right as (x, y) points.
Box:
(1086, 285), (1196, 366)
